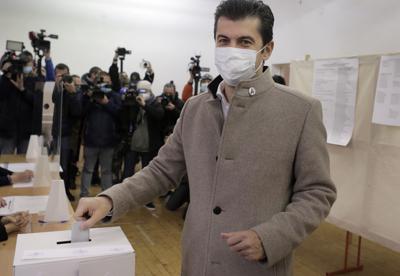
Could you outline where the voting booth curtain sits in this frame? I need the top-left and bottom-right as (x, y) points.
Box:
(289, 54), (400, 253)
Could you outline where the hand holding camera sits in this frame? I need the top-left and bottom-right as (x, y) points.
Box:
(165, 102), (176, 111)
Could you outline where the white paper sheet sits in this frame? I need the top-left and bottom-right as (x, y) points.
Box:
(312, 58), (359, 146)
(22, 245), (133, 260)
(372, 55), (400, 126)
(0, 196), (48, 216)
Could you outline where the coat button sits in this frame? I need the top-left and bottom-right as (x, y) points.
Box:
(213, 206), (222, 215)
(215, 156), (218, 161)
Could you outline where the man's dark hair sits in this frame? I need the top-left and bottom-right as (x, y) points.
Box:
(214, 0), (274, 45)
(130, 72), (141, 82)
(55, 63), (70, 73)
(272, 75), (286, 85)
(89, 66), (102, 76)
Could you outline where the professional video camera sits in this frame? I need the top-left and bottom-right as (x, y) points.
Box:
(29, 29), (58, 55)
(115, 47), (132, 57)
(1, 40), (27, 80)
(189, 55), (210, 95)
(81, 76), (113, 101)
(115, 47), (132, 74)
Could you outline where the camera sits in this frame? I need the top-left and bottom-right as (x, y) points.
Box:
(160, 95), (173, 107)
(29, 30), (58, 55)
(1, 51), (26, 81)
(116, 47), (132, 57)
(189, 55), (210, 80)
(119, 86), (139, 106)
(140, 59), (151, 70)
(81, 77), (112, 101)
(61, 74), (74, 91)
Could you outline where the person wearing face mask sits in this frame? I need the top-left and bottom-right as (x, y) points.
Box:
(157, 81), (184, 137)
(182, 72), (213, 102)
(0, 52), (35, 154)
(51, 63), (82, 201)
(75, 1), (336, 275)
(122, 80), (164, 210)
(80, 72), (121, 198)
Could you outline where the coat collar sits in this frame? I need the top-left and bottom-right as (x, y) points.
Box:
(207, 66), (275, 100)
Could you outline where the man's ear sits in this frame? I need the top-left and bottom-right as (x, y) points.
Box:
(262, 41), (274, 61)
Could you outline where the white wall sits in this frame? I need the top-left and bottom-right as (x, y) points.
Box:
(1, 0), (399, 94)
(270, 0), (400, 64)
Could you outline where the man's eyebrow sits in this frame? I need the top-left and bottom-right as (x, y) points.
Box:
(216, 34), (230, 39)
(238, 36), (255, 42)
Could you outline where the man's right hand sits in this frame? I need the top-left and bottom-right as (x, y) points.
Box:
(74, 196), (113, 230)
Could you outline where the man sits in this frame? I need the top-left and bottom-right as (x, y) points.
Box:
(52, 63), (82, 201)
(80, 72), (121, 197)
(0, 52), (35, 154)
(122, 80), (164, 210)
(75, 1), (336, 275)
(158, 81), (184, 137)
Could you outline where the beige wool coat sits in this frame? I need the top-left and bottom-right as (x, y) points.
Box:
(100, 69), (337, 276)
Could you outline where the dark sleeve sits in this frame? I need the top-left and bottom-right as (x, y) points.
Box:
(0, 76), (12, 101)
(102, 94), (121, 117)
(45, 59), (55, 82)
(143, 101), (164, 121)
(172, 98), (184, 117)
(67, 91), (83, 118)
(0, 167), (12, 186)
(109, 63), (121, 92)
(144, 71), (154, 84)
(0, 222), (8, 242)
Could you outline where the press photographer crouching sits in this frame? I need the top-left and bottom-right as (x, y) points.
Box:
(51, 63), (82, 201)
(0, 51), (35, 154)
(157, 81), (184, 137)
(80, 71), (121, 198)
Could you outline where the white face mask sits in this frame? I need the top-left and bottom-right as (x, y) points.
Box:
(214, 46), (266, 87)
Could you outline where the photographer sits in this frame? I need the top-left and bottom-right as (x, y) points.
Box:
(157, 81), (184, 137)
(80, 71), (121, 198)
(51, 63), (82, 201)
(123, 80), (164, 210)
(0, 52), (35, 154)
(182, 73), (213, 102)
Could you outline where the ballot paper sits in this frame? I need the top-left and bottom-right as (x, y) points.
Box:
(71, 221), (90, 243)
(0, 196), (48, 216)
(312, 58), (359, 146)
(372, 55), (400, 126)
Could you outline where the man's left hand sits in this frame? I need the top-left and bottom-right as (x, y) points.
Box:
(221, 230), (266, 262)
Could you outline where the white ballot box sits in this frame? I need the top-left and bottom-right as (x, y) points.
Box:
(13, 226), (135, 276)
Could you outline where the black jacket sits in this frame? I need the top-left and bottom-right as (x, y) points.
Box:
(0, 166), (12, 186)
(0, 222), (8, 242)
(139, 98), (165, 152)
(82, 92), (121, 148)
(51, 84), (83, 138)
(125, 97), (165, 152)
(158, 93), (184, 136)
(0, 75), (34, 140)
